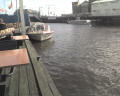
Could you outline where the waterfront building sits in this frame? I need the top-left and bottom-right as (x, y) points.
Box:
(72, 2), (81, 16)
(72, 1), (90, 17)
(89, 0), (120, 25)
(89, 0), (97, 2)
(80, 1), (89, 14)
(89, 0), (97, 12)
(91, 0), (120, 17)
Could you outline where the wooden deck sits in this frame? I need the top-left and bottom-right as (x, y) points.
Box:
(9, 61), (39, 96)
(0, 40), (61, 96)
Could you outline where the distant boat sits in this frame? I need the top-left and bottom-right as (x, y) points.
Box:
(67, 20), (91, 25)
(27, 22), (53, 41)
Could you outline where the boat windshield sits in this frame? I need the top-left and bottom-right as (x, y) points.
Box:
(36, 25), (44, 31)
(36, 24), (48, 31)
(44, 25), (48, 31)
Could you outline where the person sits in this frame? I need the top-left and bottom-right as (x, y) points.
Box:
(0, 18), (7, 30)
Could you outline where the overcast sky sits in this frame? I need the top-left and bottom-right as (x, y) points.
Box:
(0, 0), (86, 15)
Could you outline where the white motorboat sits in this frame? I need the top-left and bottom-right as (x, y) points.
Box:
(67, 20), (91, 25)
(27, 22), (53, 41)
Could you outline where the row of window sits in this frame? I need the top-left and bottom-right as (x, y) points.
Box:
(92, 8), (120, 12)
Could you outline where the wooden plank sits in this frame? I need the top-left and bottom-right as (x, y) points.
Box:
(19, 65), (30, 96)
(40, 62), (61, 96)
(9, 67), (19, 96)
(25, 40), (61, 96)
(3, 67), (13, 96)
(28, 54), (53, 96)
(26, 63), (40, 96)
(25, 40), (54, 96)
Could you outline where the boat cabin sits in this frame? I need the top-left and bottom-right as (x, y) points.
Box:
(27, 23), (50, 33)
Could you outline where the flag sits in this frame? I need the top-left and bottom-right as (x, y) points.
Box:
(0, 8), (5, 13)
(8, 0), (13, 9)
(77, 0), (80, 6)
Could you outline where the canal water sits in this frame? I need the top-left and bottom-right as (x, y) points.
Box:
(33, 23), (120, 96)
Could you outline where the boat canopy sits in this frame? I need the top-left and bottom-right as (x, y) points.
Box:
(27, 22), (49, 32)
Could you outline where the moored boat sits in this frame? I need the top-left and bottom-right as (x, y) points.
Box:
(27, 22), (53, 41)
(67, 20), (91, 25)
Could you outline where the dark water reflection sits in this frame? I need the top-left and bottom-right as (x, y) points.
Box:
(33, 24), (120, 96)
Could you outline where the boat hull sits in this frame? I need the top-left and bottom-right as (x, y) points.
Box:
(67, 20), (91, 25)
(28, 33), (53, 41)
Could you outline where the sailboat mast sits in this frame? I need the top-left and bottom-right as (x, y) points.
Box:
(19, 0), (26, 34)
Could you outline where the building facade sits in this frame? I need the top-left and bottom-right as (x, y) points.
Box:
(91, 0), (120, 17)
(72, 1), (90, 17)
(89, 0), (97, 2)
(80, 1), (89, 13)
(72, 2), (81, 15)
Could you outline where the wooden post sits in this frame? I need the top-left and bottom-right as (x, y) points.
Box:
(19, 0), (26, 35)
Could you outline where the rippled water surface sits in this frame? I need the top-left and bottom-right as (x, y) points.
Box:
(33, 24), (120, 96)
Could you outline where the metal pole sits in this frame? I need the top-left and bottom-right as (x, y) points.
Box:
(4, 0), (6, 14)
(19, 0), (26, 34)
(16, 0), (20, 31)
(48, 7), (50, 16)
(39, 7), (41, 17)
(88, 0), (91, 12)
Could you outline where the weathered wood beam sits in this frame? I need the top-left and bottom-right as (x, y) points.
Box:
(25, 40), (62, 96)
